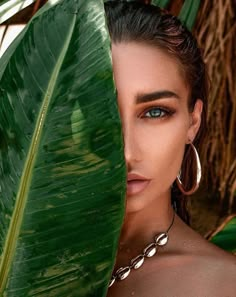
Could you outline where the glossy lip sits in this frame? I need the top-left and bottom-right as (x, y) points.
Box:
(126, 173), (151, 196)
(127, 173), (149, 182)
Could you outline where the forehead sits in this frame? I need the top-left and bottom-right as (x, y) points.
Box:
(111, 42), (189, 100)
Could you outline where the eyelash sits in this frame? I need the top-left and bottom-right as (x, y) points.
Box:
(140, 106), (175, 119)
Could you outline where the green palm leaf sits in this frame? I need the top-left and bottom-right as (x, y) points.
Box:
(209, 215), (236, 255)
(151, 0), (170, 9)
(178, 0), (201, 31)
(152, 0), (201, 31)
(0, 0), (126, 296)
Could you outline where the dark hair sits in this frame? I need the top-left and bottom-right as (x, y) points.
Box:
(104, 1), (209, 225)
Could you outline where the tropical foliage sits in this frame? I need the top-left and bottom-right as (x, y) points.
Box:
(0, 0), (235, 296)
(0, 0), (126, 295)
(208, 215), (236, 255)
(152, 0), (200, 30)
(194, 0), (236, 212)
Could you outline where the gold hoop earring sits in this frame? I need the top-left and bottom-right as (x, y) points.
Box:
(176, 142), (201, 195)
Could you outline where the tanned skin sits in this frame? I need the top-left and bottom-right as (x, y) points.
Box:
(106, 42), (236, 297)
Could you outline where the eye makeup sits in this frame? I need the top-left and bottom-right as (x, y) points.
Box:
(140, 105), (176, 120)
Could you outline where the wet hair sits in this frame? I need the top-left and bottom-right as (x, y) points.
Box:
(104, 0), (209, 225)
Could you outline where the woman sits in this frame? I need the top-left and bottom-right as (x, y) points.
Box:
(104, 1), (236, 297)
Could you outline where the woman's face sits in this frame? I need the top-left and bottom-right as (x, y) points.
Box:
(111, 42), (202, 213)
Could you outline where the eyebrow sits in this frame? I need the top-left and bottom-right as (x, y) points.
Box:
(135, 90), (180, 104)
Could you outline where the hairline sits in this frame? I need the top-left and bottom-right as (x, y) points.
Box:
(111, 39), (193, 109)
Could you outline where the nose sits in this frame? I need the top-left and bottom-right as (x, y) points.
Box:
(122, 120), (142, 169)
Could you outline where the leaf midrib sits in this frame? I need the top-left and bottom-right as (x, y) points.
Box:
(0, 11), (76, 292)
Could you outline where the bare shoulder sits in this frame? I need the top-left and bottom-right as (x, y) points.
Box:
(107, 243), (236, 297)
(188, 226), (236, 275)
(145, 235), (236, 297)
(132, 218), (236, 297)
(107, 221), (236, 297)
(193, 240), (236, 296)
(196, 238), (236, 295)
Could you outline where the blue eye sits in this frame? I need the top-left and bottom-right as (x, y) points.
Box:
(143, 107), (168, 118)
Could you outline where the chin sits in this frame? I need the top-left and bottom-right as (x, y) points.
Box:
(125, 193), (152, 214)
(125, 186), (172, 215)
(125, 198), (142, 214)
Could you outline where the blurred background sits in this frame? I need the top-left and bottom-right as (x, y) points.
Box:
(0, 0), (235, 237)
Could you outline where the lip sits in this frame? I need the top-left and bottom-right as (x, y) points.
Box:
(127, 173), (149, 182)
(126, 173), (150, 196)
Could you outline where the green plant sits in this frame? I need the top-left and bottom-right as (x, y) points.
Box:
(0, 0), (126, 296)
(0, 0), (204, 296)
(151, 0), (170, 9)
(209, 215), (236, 255)
(152, 0), (201, 30)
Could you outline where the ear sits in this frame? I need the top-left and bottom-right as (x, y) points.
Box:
(186, 99), (203, 143)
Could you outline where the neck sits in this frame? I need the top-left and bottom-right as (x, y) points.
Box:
(114, 191), (175, 270)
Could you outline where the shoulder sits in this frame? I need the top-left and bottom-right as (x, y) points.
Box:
(145, 239), (236, 297)
(196, 241), (236, 296)
(137, 251), (236, 297)
(189, 244), (236, 296)
(108, 236), (236, 297)
(140, 220), (236, 297)
(108, 217), (236, 297)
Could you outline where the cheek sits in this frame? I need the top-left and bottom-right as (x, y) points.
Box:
(139, 118), (188, 181)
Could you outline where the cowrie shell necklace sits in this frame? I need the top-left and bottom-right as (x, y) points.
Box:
(109, 211), (175, 287)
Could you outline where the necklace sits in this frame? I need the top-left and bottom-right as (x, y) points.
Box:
(109, 210), (176, 288)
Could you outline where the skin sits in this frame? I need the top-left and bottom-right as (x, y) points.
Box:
(106, 42), (236, 297)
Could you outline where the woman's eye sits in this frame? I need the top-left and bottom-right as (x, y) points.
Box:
(142, 107), (169, 118)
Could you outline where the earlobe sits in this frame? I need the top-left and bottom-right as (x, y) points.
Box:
(187, 99), (203, 143)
